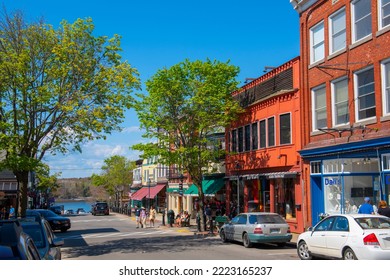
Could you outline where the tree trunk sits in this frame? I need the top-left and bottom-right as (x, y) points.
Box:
(15, 170), (29, 217)
(198, 193), (206, 232)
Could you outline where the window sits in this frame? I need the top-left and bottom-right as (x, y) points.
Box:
(259, 120), (266, 148)
(244, 125), (251, 152)
(352, 0), (372, 43)
(329, 8), (346, 54)
(310, 161), (322, 174)
(382, 59), (390, 116)
(310, 21), (325, 63)
(312, 85), (327, 131)
(355, 67), (375, 121)
(267, 117), (275, 147)
(231, 130), (237, 152)
(279, 113), (291, 145)
(238, 127), (244, 152)
(379, 0), (390, 29)
(251, 122), (258, 150)
(383, 154), (390, 170)
(332, 77), (349, 126)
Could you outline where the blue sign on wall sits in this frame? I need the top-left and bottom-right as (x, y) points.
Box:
(324, 177), (341, 186)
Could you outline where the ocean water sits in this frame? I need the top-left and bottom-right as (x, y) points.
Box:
(53, 200), (93, 212)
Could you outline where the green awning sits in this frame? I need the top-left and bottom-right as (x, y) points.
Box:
(166, 187), (179, 193)
(184, 177), (225, 196)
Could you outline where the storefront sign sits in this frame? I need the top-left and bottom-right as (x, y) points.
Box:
(324, 177), (341, 186)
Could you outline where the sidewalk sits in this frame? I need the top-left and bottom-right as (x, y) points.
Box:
(127, 212), (298, 247)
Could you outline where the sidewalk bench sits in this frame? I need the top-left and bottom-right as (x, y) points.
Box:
(215, 216), (229, 231)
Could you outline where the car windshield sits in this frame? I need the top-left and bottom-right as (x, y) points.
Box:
(249, 214), (286, 224)
(355, 217), (390, 229)
(20, 223), (44, 249)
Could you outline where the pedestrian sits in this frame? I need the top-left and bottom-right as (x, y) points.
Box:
(149, 205), (156, 227)
(358, 197), (375, 214)
(9, 205), (15, 219)
(135, 205), (141, 228)
(377, 200), (390, 218)
(140, 207), (147, 228)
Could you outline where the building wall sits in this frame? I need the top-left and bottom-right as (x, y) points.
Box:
(225, 57), (307, 233)
(295, 0), (390, 225)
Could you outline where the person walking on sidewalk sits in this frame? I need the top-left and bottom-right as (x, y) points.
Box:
(140, 207), (147, 228)
(135, 205), (141, 228)
(149, 205), (156, 227)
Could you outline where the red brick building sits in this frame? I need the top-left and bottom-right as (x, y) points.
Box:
(292, 0), (390, 225)
(225, 57), (307, 233)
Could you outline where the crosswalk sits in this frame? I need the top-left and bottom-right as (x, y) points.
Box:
(63, 229), (182, 240)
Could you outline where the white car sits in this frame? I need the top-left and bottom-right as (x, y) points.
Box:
(297, 214), (390, 260)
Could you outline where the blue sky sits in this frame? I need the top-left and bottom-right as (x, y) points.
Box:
(3, 0), (300, 178)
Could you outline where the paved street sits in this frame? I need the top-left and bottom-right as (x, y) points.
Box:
(57, 213), (298, 260)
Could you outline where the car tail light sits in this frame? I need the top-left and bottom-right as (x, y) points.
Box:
(287, 228), (291, 233)
(363, 233), (380, 245)
(253, 228), (263, 234)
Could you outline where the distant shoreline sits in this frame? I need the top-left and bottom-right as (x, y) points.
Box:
(55, 197), (95, 203)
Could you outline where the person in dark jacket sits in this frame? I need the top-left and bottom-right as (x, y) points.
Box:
(378, 200), (390, 218)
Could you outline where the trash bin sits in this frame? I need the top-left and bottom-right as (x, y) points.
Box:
(167, 210), (175, 227)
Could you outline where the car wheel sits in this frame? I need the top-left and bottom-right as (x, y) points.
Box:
(343, 248), (357, 260)
(243, 233), (253, 248)
(297, 241), (312, 260)
(220, 229), (227, 243)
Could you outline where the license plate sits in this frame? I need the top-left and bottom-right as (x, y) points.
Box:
(270, 228), (280, 233)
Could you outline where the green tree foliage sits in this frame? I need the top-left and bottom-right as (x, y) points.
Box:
(0, 11), (140, 216)
(132, 59), (242, 230)
(91, 155), (135, 196)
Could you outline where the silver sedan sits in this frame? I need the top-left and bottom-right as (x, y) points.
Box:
(219, 212), (292, 248)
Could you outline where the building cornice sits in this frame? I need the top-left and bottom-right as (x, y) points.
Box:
(290, 0), (319, 14)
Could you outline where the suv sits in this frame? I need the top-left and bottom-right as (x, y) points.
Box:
(92, 202), (109, 216)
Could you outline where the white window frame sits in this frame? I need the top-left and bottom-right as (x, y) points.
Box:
(331, 76), (349, 127)
(381, 57), (390, 116)
(351, 0), (372, 43)
(329, 8), (346, 54)
(310, 21), (325, 64)
(354, 66), (376, 122)
(378, 0), (390, 30)
(312, 84), (327, 131)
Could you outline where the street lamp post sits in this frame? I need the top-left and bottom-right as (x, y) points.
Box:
(148, 179), (151, 210)
(179, 174), (184, 213)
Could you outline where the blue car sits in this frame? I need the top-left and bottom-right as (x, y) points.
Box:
(21, 213), (63, 260)
(0, 220), (41, 260)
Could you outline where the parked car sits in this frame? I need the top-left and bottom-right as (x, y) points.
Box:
(297, 214), (390, 260)
(21, 213), (63, 260)
(27, 209), (71, 232)
(219, 212), (292, 248)
(65, 209), (74, 215)
(76, 208), (86, 214)
(92, 202), (109, 216)
(49, 205), (64, 215)
(0, 220), (41, 260)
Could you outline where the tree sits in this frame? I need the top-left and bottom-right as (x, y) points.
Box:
(91, 155), (135, 205)
(132, 59), (242, 231)
(0, 11), (140, 216)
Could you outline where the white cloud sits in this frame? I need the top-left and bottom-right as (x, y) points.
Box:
(44, 140), (142, 178)
(122, 126), (142, 133)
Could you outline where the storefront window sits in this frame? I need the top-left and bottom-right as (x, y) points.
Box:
(323, 158), (380, 215)
(274, 178), (295, 219)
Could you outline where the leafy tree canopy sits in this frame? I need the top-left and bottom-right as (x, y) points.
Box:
(91, 155), (135, 195)
(0, 10), (140, 215)
(132, 59), (242, 191)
